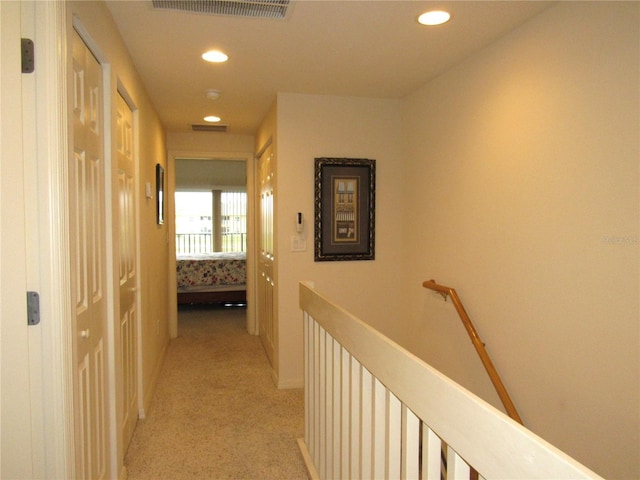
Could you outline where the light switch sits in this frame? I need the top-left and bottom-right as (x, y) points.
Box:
(291, 236), (307, 252)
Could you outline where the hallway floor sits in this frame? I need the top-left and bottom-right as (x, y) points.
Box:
(124, 306), (308, 479)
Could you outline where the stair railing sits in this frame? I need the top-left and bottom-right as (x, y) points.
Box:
(422, 279), (523, 425)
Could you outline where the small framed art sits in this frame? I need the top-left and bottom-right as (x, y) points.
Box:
(314, 157), (375, 261)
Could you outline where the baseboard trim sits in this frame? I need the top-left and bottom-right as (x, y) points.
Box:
(277, 377), (304, 389)
(140, 336), (169, 418)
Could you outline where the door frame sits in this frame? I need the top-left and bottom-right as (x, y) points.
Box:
(1, 2), (42, 477)
(168, 151), (257, 336)
(14, 1), (77, 477)
(35, 1), (76, 477)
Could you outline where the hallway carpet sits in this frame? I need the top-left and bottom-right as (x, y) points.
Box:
(124, 306), (309, 479)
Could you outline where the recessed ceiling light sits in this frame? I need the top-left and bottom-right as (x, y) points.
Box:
(418, 10), (451, 26)
(204, 115), (221, 123)
(202, 50), (228, 63)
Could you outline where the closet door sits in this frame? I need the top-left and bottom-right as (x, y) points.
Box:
(70, 28), (109, 480)
(116, 93), (138, 452)
(257, 144), (277, 369)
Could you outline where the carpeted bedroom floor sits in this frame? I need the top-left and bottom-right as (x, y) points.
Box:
(124, 305), (309, 480)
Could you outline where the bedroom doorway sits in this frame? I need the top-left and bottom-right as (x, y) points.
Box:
(173, 158), (252, 319)
(167, 153), (257, 338)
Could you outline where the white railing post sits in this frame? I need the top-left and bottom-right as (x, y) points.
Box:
(401, 406), (420, 479)
(372, 378), (387, 479)
(422, 426), (443, 480)
(386, 391), (401, 480)
(361, 368), (374, 480)
(331, 339), (341, 479)
(349, 357), (361, 480)
(318, 325), (326, 479)
(340, 348), (350, 479)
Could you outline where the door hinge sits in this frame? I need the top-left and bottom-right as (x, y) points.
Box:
(27, 291), (40, 325)
(21, 38), (34, 73)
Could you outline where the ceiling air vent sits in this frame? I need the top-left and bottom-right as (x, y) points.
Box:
(151, 0), (290, 19)
(191, 124), (229, 133)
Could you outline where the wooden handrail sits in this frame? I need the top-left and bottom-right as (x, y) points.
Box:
(422, 279), (523, 425)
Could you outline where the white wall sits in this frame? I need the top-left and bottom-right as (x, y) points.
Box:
(401, 2), (639, 478)
(274, 93), (405, 388)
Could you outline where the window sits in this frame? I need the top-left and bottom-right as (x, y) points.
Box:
(175, 190), (246, 254)
(220, 191), (247, 252)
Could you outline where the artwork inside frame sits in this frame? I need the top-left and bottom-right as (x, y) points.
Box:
(314, 157), (375, 261)
(156, 163), (165, 225)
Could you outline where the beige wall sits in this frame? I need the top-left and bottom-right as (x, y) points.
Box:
(68, 1), (170, 468)
(401, 2), (639, 478)
(273, 93), (405, 387)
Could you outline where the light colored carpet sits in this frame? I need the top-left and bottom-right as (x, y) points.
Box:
(124, 306), (309, 480)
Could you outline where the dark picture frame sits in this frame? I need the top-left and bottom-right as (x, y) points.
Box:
(314, 157), (375, 261)
(156, 163), (165, 225)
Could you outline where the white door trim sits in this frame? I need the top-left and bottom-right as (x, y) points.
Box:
(1, 2), (36, 478)
(31, 1), (75, 477)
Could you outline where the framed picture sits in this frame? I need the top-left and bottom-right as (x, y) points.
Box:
(156, 163), (165, 225)
(314, 157), (375, 261)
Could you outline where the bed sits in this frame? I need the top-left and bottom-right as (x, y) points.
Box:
(176, 251), (246, 305)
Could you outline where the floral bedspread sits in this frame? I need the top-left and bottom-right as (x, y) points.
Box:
(177, 252), (246, 288)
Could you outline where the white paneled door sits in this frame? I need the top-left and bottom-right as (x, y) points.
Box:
(70, 29), (109, 480)
(257, 144), (276, 369)
(116, 93), (138, 451)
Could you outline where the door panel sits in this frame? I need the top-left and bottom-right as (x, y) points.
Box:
(257, 145), (276, 368)
(70, 29), (108, 480)
(116, 93), (138, 451)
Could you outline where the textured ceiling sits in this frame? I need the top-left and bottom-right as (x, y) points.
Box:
(106, 0), (553, 135)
